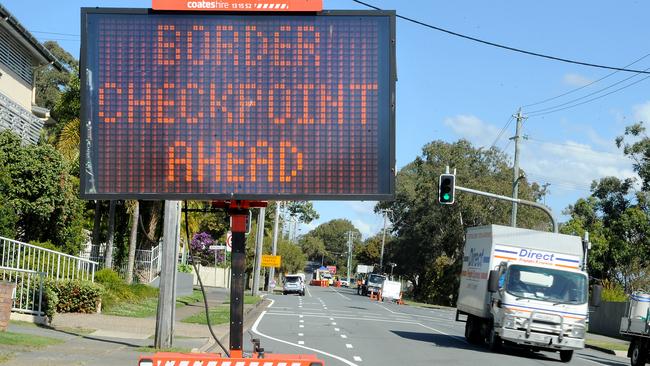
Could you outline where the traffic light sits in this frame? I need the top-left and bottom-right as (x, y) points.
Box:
(438, 174), (456, 204)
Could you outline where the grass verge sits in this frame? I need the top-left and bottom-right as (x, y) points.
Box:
(0, 332), (64, 348)
(104, 289), (204, 318)
(402, 299), (442, 309)
(586, 338), (629, 352)
(224, 295), (262, 305)
(181, 305), (230, 325)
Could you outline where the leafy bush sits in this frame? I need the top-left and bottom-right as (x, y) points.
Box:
(45, 279), (103, 315)
(178, 264), (193, 273)
(601, 279), (628, 302)
(95, 268), (123, 287)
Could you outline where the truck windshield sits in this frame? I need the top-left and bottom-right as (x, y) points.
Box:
(505, 265), (588, 304)
(368, 274), (385, 283)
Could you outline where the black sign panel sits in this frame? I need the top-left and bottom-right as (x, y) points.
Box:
(80, 9), (395, 200)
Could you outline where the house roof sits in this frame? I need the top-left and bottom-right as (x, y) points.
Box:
(0, 4), (65, 71)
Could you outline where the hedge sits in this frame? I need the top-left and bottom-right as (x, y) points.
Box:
(43, 279), (104, 319)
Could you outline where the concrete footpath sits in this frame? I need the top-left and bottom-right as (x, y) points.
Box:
(1, 287), (269, 366)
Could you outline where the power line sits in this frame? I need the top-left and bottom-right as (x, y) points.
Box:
(527, 65), (650, 115)
(523, 53), (650, 108)
(528, 73), (650, 116)
(30, 30), (80, 38)
(351, 0), (650, 75)
(526, 138), (624, 157)
(489, 115), (514, 149)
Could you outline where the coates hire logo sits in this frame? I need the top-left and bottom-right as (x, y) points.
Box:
(152, 0), (323, 11)
(494, 244), (581, 269)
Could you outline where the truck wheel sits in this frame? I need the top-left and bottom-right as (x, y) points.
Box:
(559, 350), (573, 363)
(630, 339), (648, 366)
(487, 326), (501, 352)
(465, 315), (481, 344)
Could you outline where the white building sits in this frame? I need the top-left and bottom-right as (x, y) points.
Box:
(0, 4), (63, 144)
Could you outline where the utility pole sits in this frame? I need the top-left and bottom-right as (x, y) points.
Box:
(511, 108), (527, 228)
(268, 202), (281, 291)
(379, 209), (391, 272)
(346, 231), (354, 282)
(155, 200), (180, 349)
(252, 207), (265, 296)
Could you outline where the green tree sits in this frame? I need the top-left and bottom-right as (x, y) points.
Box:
(303, 219), (361, 271)
(277, 239), (307, 274)
(299, 235), (326, 262)
(378, 139), (549, 305)
(285, 201), (319, 224)
(0, 131), (85, 253)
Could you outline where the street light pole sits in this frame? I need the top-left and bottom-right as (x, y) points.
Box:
(379, 209), (391, 272)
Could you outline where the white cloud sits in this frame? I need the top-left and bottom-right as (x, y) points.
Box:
(634, 101), (650, 122)
(521, 140), (635, 193)
(352, 219), (373, 238)
(563, 73), (594, 87)
(443, 115), (501, 147)
(347, 201), (378, 215)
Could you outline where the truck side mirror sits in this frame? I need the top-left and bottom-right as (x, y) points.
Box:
(488, 270), (500, 293)
(590, 285), (602, 307)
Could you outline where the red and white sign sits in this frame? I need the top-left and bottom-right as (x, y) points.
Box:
(152, 0), (323, 12)
(226, 231), (232, 252)
(326, 265), (336, 274)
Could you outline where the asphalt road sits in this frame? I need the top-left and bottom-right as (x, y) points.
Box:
(251, 285), (629, 366)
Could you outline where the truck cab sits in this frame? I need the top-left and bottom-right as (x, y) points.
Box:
(487, 262), (589, 361)
(362, 273), (386, 296)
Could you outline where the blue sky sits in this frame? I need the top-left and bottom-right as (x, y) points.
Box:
(5, 0), (649, 238)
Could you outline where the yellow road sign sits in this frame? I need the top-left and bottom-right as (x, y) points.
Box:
(261, 255), (281, 268)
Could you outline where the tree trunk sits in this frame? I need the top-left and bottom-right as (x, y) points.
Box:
(126, 200), (139, 284)
(147, 201), (162, 245)
(91, 201), (102, 260)
(105, 200), (116, 269)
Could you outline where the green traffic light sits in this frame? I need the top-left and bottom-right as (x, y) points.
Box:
(443, 193), (450, 201)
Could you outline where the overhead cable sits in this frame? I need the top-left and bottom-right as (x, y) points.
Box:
(351, 0), (650, 75)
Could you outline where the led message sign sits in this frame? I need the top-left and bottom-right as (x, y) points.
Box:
(80, 9), (395, 200)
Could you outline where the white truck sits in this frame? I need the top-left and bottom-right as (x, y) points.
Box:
(457, 225), (600, 362)
(620, 292), (650, 366)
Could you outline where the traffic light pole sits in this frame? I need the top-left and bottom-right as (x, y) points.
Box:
(456, 185), (558, 233)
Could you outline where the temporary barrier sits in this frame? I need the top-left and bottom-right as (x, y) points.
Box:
(139, 352), (324, 366)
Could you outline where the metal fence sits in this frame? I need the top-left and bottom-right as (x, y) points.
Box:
(0, 266), (44, 316)
(82, 243), (161, 283)
(0, 236), (97, 282)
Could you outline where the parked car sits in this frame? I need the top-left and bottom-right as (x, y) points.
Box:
(339, 277), (350, 287)
(283, 274), (305, 296)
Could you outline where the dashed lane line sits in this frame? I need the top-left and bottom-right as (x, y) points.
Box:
(252, 310), (359, 366)
(353, 356), (362, 362)
(331, 288), (352, 300)
(346, 344), (353, 349)
(341, 334), (348, 339)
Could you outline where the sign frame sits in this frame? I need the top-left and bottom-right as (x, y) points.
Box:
(79, 8), (396, 201)
(152, 0), (323, 12)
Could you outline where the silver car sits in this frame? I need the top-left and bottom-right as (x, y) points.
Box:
(283, 275), (305, 296)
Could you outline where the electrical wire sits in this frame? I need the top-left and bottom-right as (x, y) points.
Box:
(183, 201), (230, 357)
(527, 65), (650, 115)
(527, 73), (650, 117)
(489, 115), (514, 149)
(31, 30), (80, 37)
(351, 0), (650, 75)
(523, 53), (650, 108)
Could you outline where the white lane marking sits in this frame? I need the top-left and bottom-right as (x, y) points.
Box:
(267, 298), (275, 308)
(341, 335), (348, 339)
(416, 322), (465, 342)
(346, 344), (353, 349)
(252, 310), (359, 366)
(299, 315), (303, 318)
(298, 333), (304, 337)
(331, 322), (337, 325)
(376, 303), (458, 323)
(334, 328), (340, 332)
(299, 320), (304, 323)
(353, 356), (362, 362)
(299, 305), (303, 308)
(306, 286), (312, 297)
(332, 288), (351, 300)
(266, 312), (430, 325)
(324, 307), (328, 310)
(299, 325), (304, 328)
(298, 341), (304, 345)
(329, 317), (334, 321)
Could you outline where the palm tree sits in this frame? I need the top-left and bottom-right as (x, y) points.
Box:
(125, 200), (139, 284)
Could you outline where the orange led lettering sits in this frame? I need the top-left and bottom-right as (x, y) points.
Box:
(167, 141), (192, 182)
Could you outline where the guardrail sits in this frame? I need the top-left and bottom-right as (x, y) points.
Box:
(0, 266), (44, 316)
(0, 236), (97, 282)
